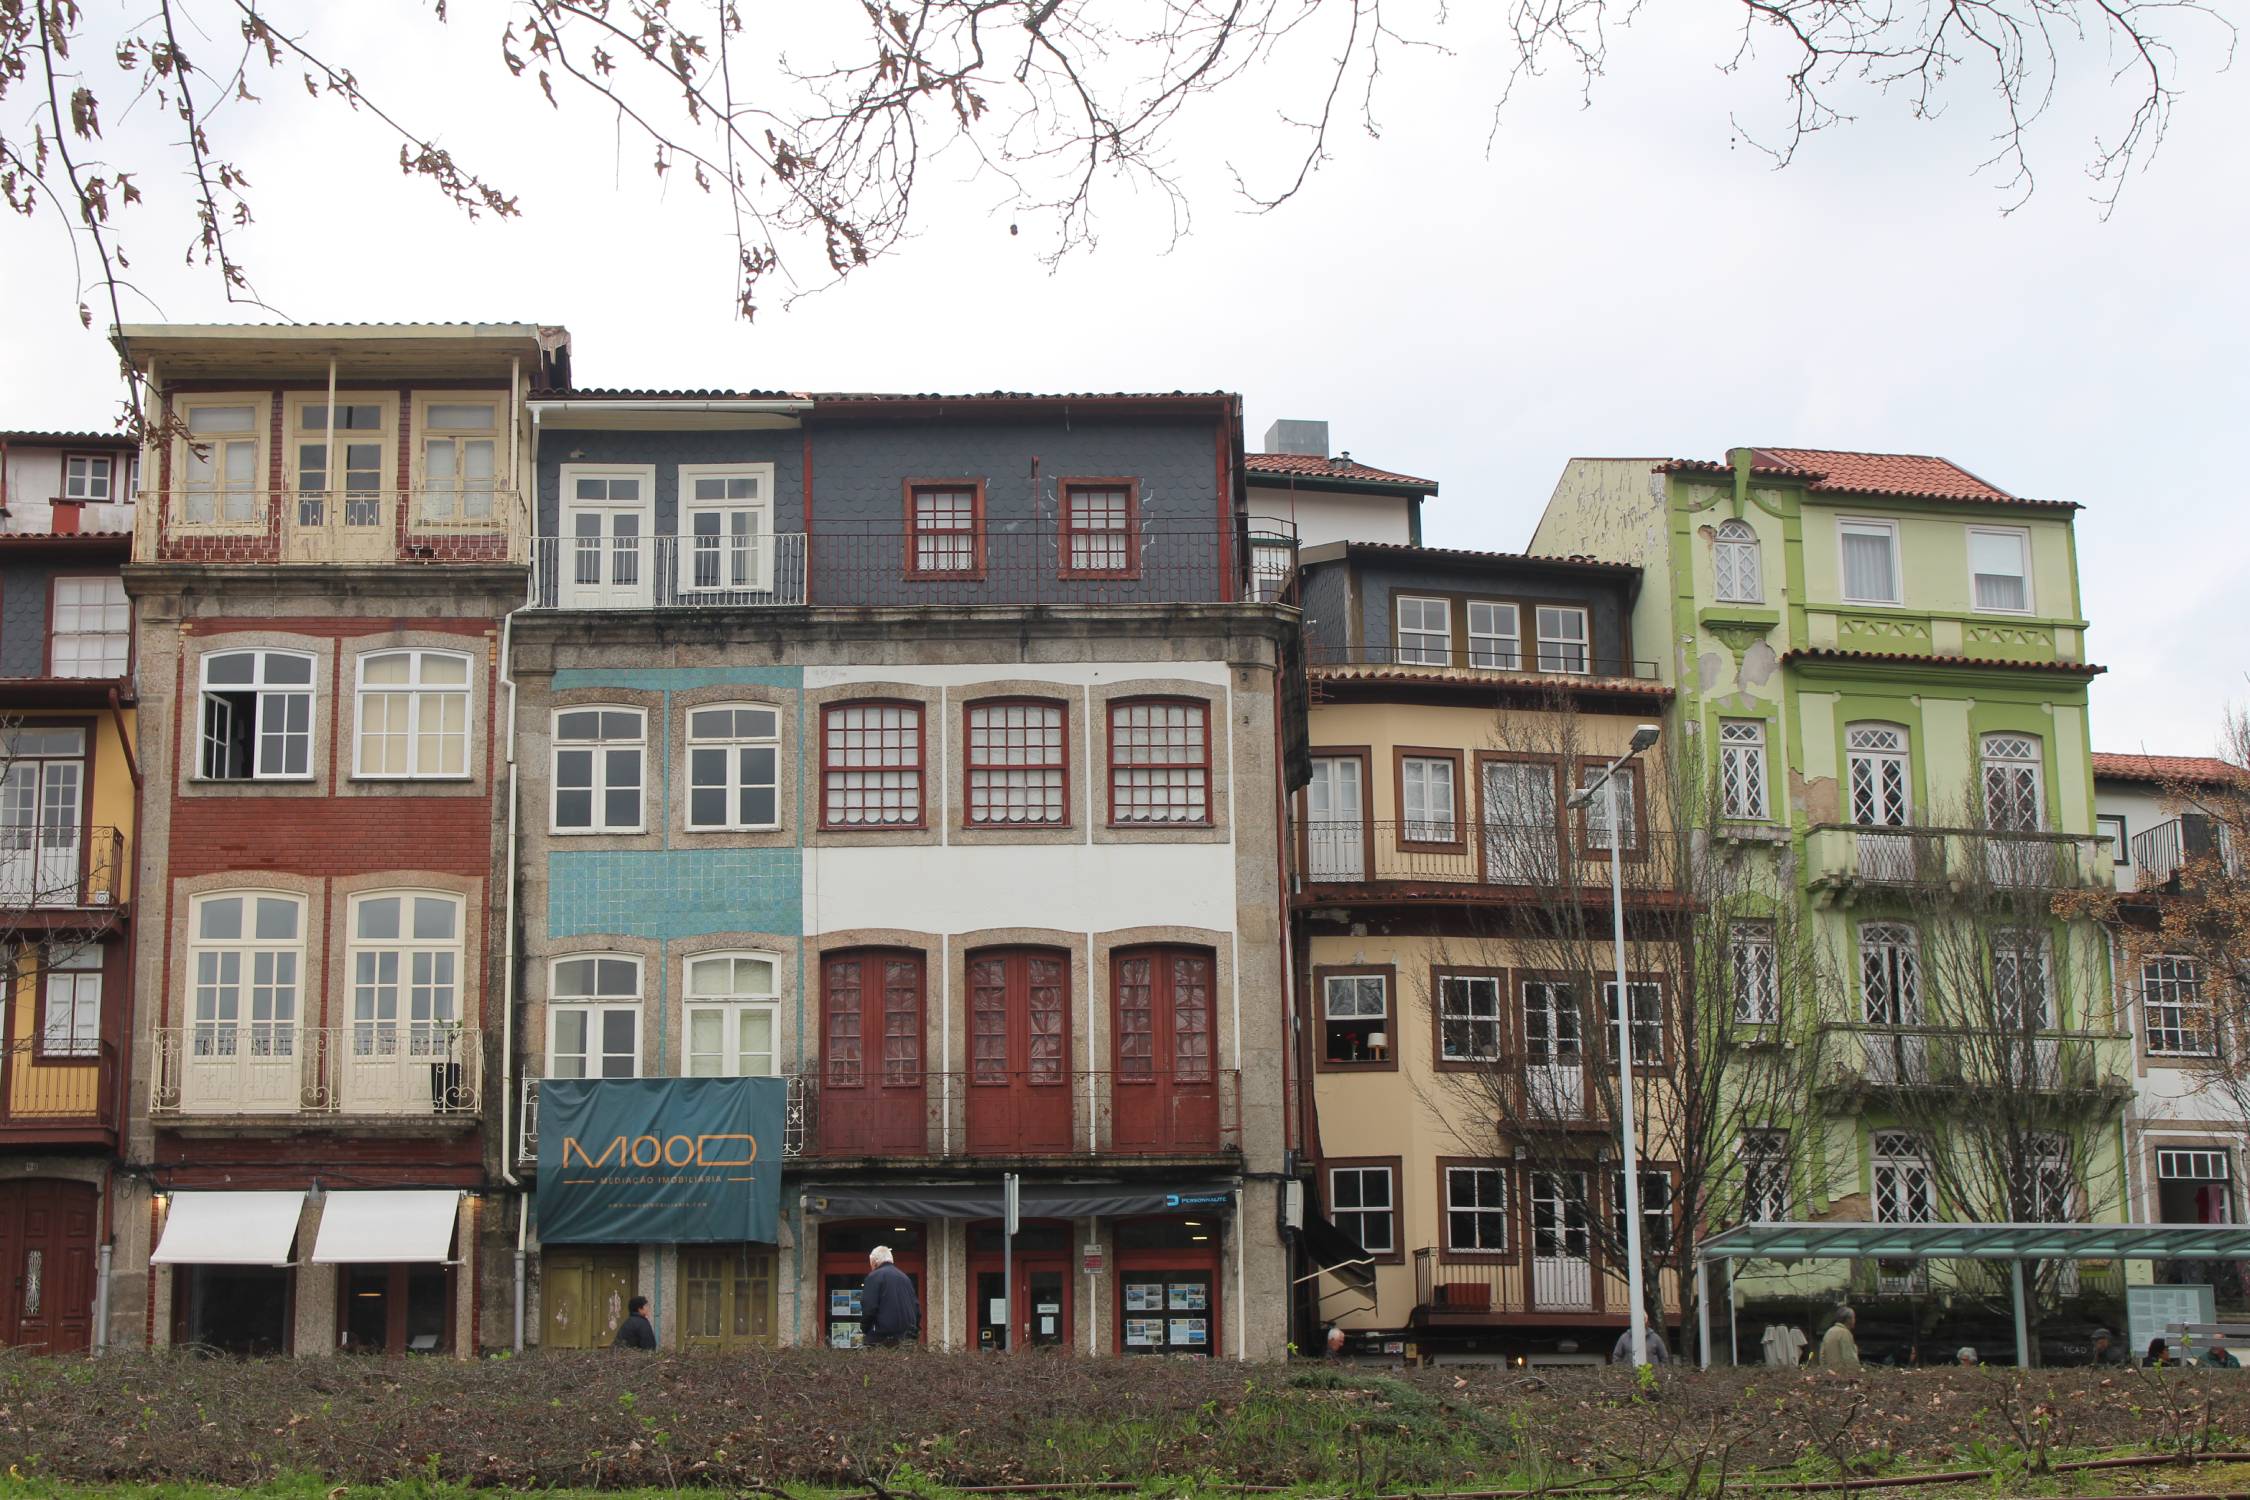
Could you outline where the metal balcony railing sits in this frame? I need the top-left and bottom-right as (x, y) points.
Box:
(150, 1025), (481, 1118)
(1806, 824), (2109, 893)
(517, 1068), (1240, 1166)
(1306, 643), (1662, 681)
(0, 825), (126, 910)
(1299, 820), (1682, 894)
(141, 489), (527, 564)
(527, 533), (809, 608)
(1820, 1024), (2123, 1096)
(0, 1039), (117, 1127)
(1412, 1246), (1682, 1319)
(2133, 816), (2237, 886)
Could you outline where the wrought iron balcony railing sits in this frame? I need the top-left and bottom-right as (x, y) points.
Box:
(2132, 815), (2238, 887)
(150, 1025), (481, 1118)
(1818, 1023), (2126, 1097)
(1299, 820), (1682, 895)
(139, 489), (526, 564)
(1306, 643), (1662, 681)
(1806, 824), (2110, 894)
(1412, 1246), (1681, 1320)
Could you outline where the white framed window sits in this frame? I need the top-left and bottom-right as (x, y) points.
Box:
(1322, 972), (1389, 1063)
(1535, 606), (1590, 674)
(1329, 1165), (1395, 1254)
(40, 940), (102, 1057)
(1980, 732), (2044, 832)
(2097, 814), (2129, 865)
(552, 707), (645, 832)
(177, 400), (263, 527)
(348, 891), (463, 1057)
(187, 892), (304, 1057)
(287, 396), (392, 530)
(1730, 920), (1779, 1024)
(63, 454), (113, 502)
(50, 577), (130, 678)
(1603, 979), (1663, 1064)
(682, 952), (781, 1077)
(1742, 1131), (1790, 1222)
(1872, 1131), (1935, 1223)
(1467, 601), (1520, 669)
(1437, 974), (1504, 1061)
(355, 650), (471, 779)
(1395, 596), (1450, 666)
(1845, 724), (1911, 826)
(548, 955), (642, 1077)
(1521, 979), (1582, 1066)
(1859, 922), (1922, 1025)
(1839, 519), (1901, 604)
(678, 464), (775, 593)
(418, 397), (503, 523)
(2142, 955), (2211, 1056)
(2157, 1148), (2230, 1182)
(1713, 519), (1763, 603)
(686, 704), (780, 830)
(1580, 764), (1638, 851)
(1718, 719), (1768, 819)
(2016, 1133), (2074, 1222)
(199, 649), (315, 781)
(1968, 526), (2033, 613)
(1400, 755), (1458, 843)
(1444, 1166), (1509, 1253)
(1614, 1170), (1674, 1252)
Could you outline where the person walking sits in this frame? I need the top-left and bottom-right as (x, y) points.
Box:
(1818, 1307), (1861, 1371)
(1612, 1326), (1671, 1364)
(612, 1294), (658, 1350)
(862, 1244), (921, 1347)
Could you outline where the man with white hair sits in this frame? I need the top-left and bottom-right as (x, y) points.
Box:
(861, 1244), (920, 1347)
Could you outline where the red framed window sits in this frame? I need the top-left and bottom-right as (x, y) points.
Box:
(1115, 947), (1215, 1083)
(823, 949), (924, 1088)
(822, 700), (924, 828)
(966, 699), (1067, 826)
(905, 481), (984, 578)
(1108, 698), (1211, 826)
(1060, 479), (1138, 578)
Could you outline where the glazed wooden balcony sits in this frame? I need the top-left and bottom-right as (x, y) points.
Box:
(1298, 820), (1682, 906)
(140, 488), (524, 565)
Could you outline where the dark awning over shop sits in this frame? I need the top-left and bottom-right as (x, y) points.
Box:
(802, 1180), (1238, 1221)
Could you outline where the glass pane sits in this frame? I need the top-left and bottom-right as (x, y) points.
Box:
(419, 654), (469, 686)
(596, 959), (639, 996)
(264, 654), (314, 685)
(362, 653), (412, 686)
(427, 403), (497, 430)
(198, 896), (243, 941)
(254, 897), (299, 939)
(356, 896), (401, 941)
(739, 1009), (775, 1071)
(189, 405), (257, 434)
(413, 896), (457, 940)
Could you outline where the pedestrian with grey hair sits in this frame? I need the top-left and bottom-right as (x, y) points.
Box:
(1955, 1345), (1977, 1367)
(861, 1244), (920, 1348)
(1818, 1306), (1861, 1370)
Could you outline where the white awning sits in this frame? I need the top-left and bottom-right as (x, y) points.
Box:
(311, 1190), (462, 1264)
(150, 1191), (304, 1266)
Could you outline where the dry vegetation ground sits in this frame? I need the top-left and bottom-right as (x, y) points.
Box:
(5, 1350), (2250, 1494)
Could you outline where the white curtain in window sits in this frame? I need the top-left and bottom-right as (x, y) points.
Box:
(1841, 526), (1897, 601)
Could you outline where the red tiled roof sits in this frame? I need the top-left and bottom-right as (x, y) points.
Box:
(2092, 752), (2247, 785)
(1784, 647), (2105, 677)
(1659, 456), (1817, 480)
(1753, 447), (2012, 502)
(1246, 452), (1437, 488)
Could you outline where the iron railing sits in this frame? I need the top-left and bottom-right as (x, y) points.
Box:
(1819, 1024), (2124, 1096)
(517, 1068), (1239, 1165)
(1299, 820), (1682, 893)
(149, 1025), (481, 1117)
(2132, 816), (2237, 886)
(140, 489), (527, 564)
(1805, 824), (2109, 892)
(0, 825), (126, 910)
(0, 1038), (117, 1126)
(1306, 643), (1662, 680)
(527, 532), (809, 608)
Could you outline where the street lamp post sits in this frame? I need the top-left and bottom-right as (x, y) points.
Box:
(1569, 722), (1661, 1367)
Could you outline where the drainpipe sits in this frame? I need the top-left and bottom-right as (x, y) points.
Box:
(93, 1242), (112, 1355)
(498, 376), (531, 1353)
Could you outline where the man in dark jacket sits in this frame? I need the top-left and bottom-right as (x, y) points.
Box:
(612, 1294), (658, 1350)
(862, 1245), (920, 1347)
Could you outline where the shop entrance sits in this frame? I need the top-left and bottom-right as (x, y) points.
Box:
(968, 1220), (1072, 1351)
(542, 1248), (636, 1350)
(174, 1265), (292, 1355)
(337, 1264), (452, 1354)
(820, 1222), (923, 1348)
(1115, 1216), (1219, 1356)
(683, 1246), (777, 1350)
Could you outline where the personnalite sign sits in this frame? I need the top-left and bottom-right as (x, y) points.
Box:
(536, 1077), (785, 1244)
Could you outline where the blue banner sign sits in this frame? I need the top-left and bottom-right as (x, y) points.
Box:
(537, 1077), (785, 1244)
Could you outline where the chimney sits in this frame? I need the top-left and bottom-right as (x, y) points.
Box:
(1264, 419), (1330, 457)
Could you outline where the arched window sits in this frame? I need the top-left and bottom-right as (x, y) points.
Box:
(180, 891), (305, 1113)
(552, 707), (646, 832)
(1713, 520), (1762, 604)
(548, 954), (642, 1077)
(683, 951), (780, 1076)
(200, 649), (315, 780)
(356, 650), (471, 779)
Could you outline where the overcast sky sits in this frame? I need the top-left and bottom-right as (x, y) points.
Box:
(3, 1), (2242, 754)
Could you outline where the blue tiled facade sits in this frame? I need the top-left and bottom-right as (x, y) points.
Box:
(546, 847), (802, 939)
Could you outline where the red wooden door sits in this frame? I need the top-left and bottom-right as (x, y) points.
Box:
(0, 1180), (98, 1353)
(967, 949), (1072, 1153)
(1111, 948), (1218, 1154)
(822, 950), (926, 1155)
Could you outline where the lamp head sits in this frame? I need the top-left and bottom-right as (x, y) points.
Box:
(1630, 724), (1661, 753)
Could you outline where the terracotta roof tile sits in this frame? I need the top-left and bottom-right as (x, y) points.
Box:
(1246, 452), (1436, 488)
(1784, 647), (2104, 677)
(0, 430), (135, 446)
(1753, 447), (2013, 501)
(2092, 752), (2247, 784)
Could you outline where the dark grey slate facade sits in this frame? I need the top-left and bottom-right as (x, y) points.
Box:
(1300, 545), (1646, 678)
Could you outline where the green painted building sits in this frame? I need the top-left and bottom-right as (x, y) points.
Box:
(1531, 446), (2125, 1356)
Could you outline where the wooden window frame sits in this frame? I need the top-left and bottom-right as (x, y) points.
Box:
(546, 954), (645, 1079)
(820, 698), (927, 831)
(1300, 746), (1374, 880)
(684, 702), (783, 833)
(35, 940), (104, 1061)
(1106, 696), (1214, 828)
(1533, 604), (1592, 675)
(822, 947), (926, 1089)
(1473, 751), (1567, 887)
(680, 950), (783, 1078)
(1599, 973), (1671, 1073)
(1609, 1162), (1681, 1257)
(2097, 813), (2129, 867)
(1057, 478), (1140, 579)
(1965, 524), (2036, 615)
(963, 696), (1071, 828)
(171, 394), (270, 533)
(412, 392), (510, 527)
(1837, 517), (1903, 606)
(1717, 718), (1770, 822)
(1430, 965), (1510, 1072)
(1324, 1156), (1404, 1265)
(1393, 745), (1466, 852)
(903, 479), (986, 580)
(1465, 599), (1523, 670)
(354, 648), (474, 782)
(1572, 756), (1648, 863)
(1434, 1156), (1513, 1263)
(199, 648), (317, 782)
(1312, 963), (1397, 1073)
(1393, 595), (1452, 666)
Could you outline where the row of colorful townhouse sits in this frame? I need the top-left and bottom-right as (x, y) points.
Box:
(0, 324), (2232, 1364)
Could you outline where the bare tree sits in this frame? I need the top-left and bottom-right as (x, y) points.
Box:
(3, 0), (2236, 420)
(1838, 795), (2130, 1362)
(1417, 700), (1834, 1357)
